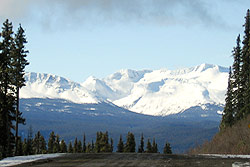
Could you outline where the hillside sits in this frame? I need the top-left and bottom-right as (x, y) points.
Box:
(189, 114), (250, 154)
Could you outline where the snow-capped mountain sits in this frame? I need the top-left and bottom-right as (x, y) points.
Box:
(20, 64), (228, 116)
(21, 73), (100, 104)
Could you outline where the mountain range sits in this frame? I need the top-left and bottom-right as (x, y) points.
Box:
(20, 63), (228, 116)
(19, 64), (228, 153)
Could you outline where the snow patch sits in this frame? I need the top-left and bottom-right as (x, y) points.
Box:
(0, 153), (65, 166)
(201, 154), (250, 159)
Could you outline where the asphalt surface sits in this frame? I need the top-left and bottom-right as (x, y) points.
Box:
(12, 153), (250, 167)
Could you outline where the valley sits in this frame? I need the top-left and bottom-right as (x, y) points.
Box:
(19, 98), (221, 153)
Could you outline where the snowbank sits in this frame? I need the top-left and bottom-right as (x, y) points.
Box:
(201, 154), (250, 159)
(0, 153), (65, 166)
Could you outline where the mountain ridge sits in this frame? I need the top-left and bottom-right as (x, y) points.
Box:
(20, 64), (228, 116)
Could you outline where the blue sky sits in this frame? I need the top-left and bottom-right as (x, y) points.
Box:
(0, 0), (249, 82)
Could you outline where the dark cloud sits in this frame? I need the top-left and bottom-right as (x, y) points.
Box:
(0, 0), (237, 29)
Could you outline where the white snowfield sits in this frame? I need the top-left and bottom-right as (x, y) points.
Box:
(0, 153), (64, 166)
(20, 63), (228, 116)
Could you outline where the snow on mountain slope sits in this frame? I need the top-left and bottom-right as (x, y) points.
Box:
(103, 69), (152, 98)
(20, 64), (228, 116)
(21, 72), (100, 104)
(113, 64), (228, 115)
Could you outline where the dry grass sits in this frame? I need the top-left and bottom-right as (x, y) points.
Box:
(189, 115), (250, 154)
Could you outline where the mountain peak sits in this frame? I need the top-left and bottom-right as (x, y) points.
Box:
(194, 63), (216, 72)
(192, 64), (229, 73)
(108, 69), (152, 82)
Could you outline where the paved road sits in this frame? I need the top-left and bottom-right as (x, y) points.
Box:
(12, 153), (250, 167)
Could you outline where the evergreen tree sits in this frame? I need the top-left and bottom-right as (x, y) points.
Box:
(67, 141), (73, 153)
(138, 133), (144, 153)
(12, 24), (29, 155)
(220, 10), (250, 126)
(54, 134), (60, 153)
(73, 137), (78, 153)
(94, 131), (112, 153)
(77, 140), (82, 153)
(101, 132), (110, 152)
(82, 133), (86, 153)
(24, 126), (33, 155)
(86, 143), (92, 153)
(22, 138), (28, 155)
(117, 135), (124, 153)
(85, 140), (94, 153)
(124, 132), (136, 153)
(91, 140), (94, 152)
(110, 138), (113, 153)
(95, 132), (101, 153)
(48, 131), (56, 153)
(220, 67), (234, 129)
(16, 137), (23, 156)
(0, 19), (16, 157)
(232, 35), (243, 120)
(146, 139), (152, 153)
(239, 9), (250, 118)
(163, 141), (172, 154)
(60, 139), (67, 153)
(152, 138), (158, 153)
(40, 135), (47, 154)
(33, 131), (43, 154)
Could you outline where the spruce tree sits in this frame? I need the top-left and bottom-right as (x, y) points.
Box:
(138, 133), (144, 153)
(86, 143), (92, 153)
(95, 132), (101, 153)
(163, 141), (172, 154)
(220, 67), (234, 129)
(0, 19), (16, 157)
(33, 131), (42, 154)
(77, 140), (82, 153)
(232, 35), (243, 121)
(40, 135), (47, 154)
(117, 135), (124, 153)
(124, 132), (136, 153)
(67, 141), (73, 153)
(60, 139), (67, 153)
(16, 137), (23, 156)
(48, 131), (56, 153)
(91, 140), (94, 152)
(82, 133), (86, 153)
(73, 137), (78, 153)
(146, 139), (152, 153)
(25, 126), (33, 155)
(54, 134), (60, 153)
(22, 138), (28, 155)
(240, 9), (250, 118)
(110, 138), (113, 153)
(12, 24), (29, 155)
(152, 138), (158, 153)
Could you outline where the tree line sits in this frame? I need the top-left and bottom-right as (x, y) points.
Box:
(0, 19), (29, 158)
(16, 130), (172, 155)
(220, 10), (250, 129)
